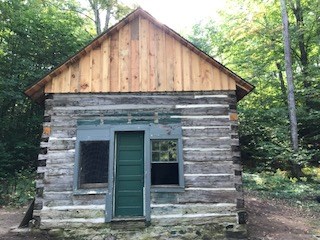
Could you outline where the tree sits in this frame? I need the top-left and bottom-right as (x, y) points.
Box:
(87, 0), (132, 35)
(188, 0), (319, 176)
(280, 0), (298, 151)
(0, 0), (92, 182)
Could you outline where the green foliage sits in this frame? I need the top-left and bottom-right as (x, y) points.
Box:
(188, 0), (320, 177)
(0, 168), (36, 206)
(243, 170), (320, 212)
(0, 0), (92, 187)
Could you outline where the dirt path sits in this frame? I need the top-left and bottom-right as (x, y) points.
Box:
(0, 194), (319, 239)
(245, 193), (320, 240)
(0, 206), (50, 240)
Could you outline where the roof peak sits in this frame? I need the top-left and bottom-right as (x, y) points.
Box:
(24, 7), (254, 102)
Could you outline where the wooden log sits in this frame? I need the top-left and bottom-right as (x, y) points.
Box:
(40, 218), (105, 230)
(48, 139), (76, 150)
(182, 128), (230, 138)
(50, 93), (233, 106)
(151, 214), (236, 226)
(184, 162), (234, 174)
(73, 194), (106, 205)
(182, 138), (232, 148)
(40, 208), (105, 220)
(184, 175), (234, 188)
(43, 167), (74, 177)
(50, 128), (76, 138)
(177, 189), (239, 204)
(151, 203), (236, 216)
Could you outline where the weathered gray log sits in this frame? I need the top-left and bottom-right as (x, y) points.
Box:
(184, 175), (234, 188)
(151, 203), (236, 216)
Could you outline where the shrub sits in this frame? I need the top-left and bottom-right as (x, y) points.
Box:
(0, 168), (36, 207)
(243, 169), (320, 212)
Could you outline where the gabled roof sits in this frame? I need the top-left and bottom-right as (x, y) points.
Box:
(25, 7), (254, 102)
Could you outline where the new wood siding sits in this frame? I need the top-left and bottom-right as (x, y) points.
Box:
(35, 91), (242, 229)
(44, 16), (236, 94)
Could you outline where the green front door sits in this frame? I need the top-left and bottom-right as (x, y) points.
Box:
(114, 131), (144, 217)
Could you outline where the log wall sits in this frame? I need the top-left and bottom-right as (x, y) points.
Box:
(34, 91), (244, 230)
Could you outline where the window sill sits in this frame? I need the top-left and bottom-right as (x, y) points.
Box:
(151, 186), (185, 193)
(73, 188), (107, 195)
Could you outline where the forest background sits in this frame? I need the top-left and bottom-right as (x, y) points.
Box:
(0, 0), (319, 209)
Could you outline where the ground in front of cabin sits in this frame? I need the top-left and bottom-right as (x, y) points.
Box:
(0, 192), (319, 240)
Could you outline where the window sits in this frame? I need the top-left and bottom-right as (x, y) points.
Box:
(74, 125), (110, 194)
(151, 139), (179, 185)
(79, 141), (109, 189)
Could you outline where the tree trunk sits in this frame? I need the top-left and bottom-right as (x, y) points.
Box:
(89, 0), (102, 35)
(276, 62), (287, 104)
(289, 0), (309, 87)
(280, 0), (299, 152)
(104, 7), (112, 31)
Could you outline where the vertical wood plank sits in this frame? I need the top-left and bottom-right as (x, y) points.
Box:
(221, 71), (229, 90)
(91, 47), (101, 92)
(130, 18), (140, 92)
(213, 67), (221, 90)
(140, 17), (149, 92)
(51, 76), (57, 92)
(79, 53), (91, 92)
(228, 76), (236, 90)
(191, 51), (200, 91)
(110, 31), (120, 92)
(148, 22), (156, 91)
(201, 60), (212, 91)
(52, 73), (63, 92)
(182, 46), (191, 91)
(155, 26), (166, 91)
(65, 67), (71, 92)
(173, 39), (182, 91)
(60, 70), (68, 93)
(44, 79), (52, 93)
(101, 38), (110, 92)
(208, 64), (215, 91)
(165, 34), (174, 91)
(70, 62), (80, 93)
(119, 24), (131, 91)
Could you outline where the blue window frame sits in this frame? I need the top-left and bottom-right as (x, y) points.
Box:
(74, 123), (184, 195)
(74, 125), (110, 195)
(150, 124), (184, 192)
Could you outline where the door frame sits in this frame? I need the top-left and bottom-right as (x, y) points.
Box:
(105, 125), (151, 222)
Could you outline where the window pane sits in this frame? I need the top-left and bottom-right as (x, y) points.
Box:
(160, 152), (169, 161)
(79, 141), (109, 188)
(151, 162), (179, 185)
(151, 139), (178, 162)
(152, 141), (160, 151)
(152, 152), (160, 162)
(151, 139), (179, 185)
(160, 142), (168, 151)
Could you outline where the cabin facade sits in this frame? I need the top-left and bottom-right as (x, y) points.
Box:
(25, 8), (253, 239)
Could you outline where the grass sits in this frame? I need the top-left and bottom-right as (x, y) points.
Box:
(243, 168), (320, 213)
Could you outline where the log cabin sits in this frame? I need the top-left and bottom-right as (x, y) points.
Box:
(25, 8), (254, 239)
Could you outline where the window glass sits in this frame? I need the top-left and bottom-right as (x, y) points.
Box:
(151, 139), (179, 185)
(79, 141), (109, 189)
